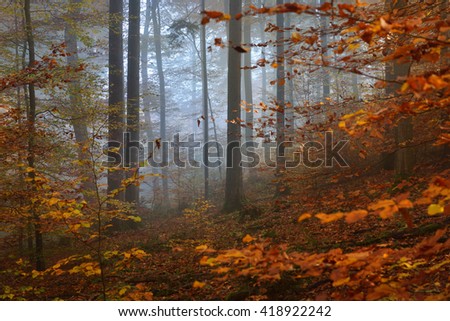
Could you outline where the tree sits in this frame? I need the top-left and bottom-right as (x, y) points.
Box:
(152, 0), (170, 208)
(108, 0), (125, 202)
(64, 0), (95, 199)
(320, 0), (330, 100)
(223, 0), (244, 213)
(384, 0), (415, 177)
(125, 0), (141, 205)
(200, 0), (209, 200)
(243, 0), (253, 143)
(24, 0), (45, 272)
(275, 0), (287, 196)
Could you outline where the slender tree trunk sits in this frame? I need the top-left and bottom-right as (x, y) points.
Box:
(258, 0), (267, 105)
(285, 8), (294, 137)
(384, 0), (415, 177)
(243, 0), (253, 143)
(24, 0), (45, 271)
(142, 0), (155, 143)
(64, 0), (95, 200)
(125, 0), (140, 206)
(200, 0), (209, 200)
(142, 0), (160, 204)
(223, 0), (244, 213)
(275, 0), (287, 196)
(320, 0), (330, 100)
(152, 0), (169, 208)
(108, 0), (125, 201)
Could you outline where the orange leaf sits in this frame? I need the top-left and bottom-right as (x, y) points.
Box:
(242, 234), (255, 243)
(298, 213), (312, 222)
(193, 281), (206, 288)
(345, 210), (368, 224)
(315, 212), (344, 224)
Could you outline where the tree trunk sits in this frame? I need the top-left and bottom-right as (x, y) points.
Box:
(275, 0), (287, 196)
(24, 0), (45, 271)
(64, 0), (96, 200)
(243, 0), (253, 143)
(142, 0), (160, 204)
(223, 0), (244, 213)
(258, 0), (267, 108)
(108, 0), (125, 201)
(152, 0), (170, 209)
(384, 0), (415, 177)
(125, 0), (140, 206)
(285, 8), (294, 137)
(201, 0), (209, 200)
(320, 0), (330, 100)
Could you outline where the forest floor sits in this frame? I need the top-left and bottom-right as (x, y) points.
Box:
(1, 158), (449, 300)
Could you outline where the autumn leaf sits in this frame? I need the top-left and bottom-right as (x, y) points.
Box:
(291, 32), (302, 43)
(315, 212), (344, 224)
(298, 213), (312, 222)
(127, 215), (142, 223)
(428, 204), (444, 216)
(48, 198), (59, 206)
(242, 234), (255, 243)
(233, 45), (249, 53)
(345, 210), (368, 223)
(193, 281), (206, 288)
(195, 245), (208, 252)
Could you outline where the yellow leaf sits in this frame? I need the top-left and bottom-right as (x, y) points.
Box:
(195, 245), (208, 252)
(428, 204), (444, 216)
(333, 277), (350, 287)
(242, 234), (255, 243)
(48, 198), (59, 206)
(31, 270), (41, 279)
(119, 286), (130, 296)
(193, 281), (206, 288)
(128, 215), (142, 222)
(338, 121), (346, 129)
(80, 221), (91, 228)
(298, 213), (312, 222)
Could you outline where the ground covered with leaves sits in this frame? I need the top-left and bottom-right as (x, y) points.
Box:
(1, 157), (449, 301)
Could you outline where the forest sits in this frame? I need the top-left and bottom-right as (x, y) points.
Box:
(0, 0), (449, 301)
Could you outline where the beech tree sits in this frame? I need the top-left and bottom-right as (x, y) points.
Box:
(108, 0), (125, 202)
(125, 0), (141, 206)
(223, 0), (244, 213)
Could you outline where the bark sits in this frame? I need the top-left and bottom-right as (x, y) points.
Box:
(64, 0), (96, 199)
(201, 0), (209, 199)
(384, 0), (415, 177)
(152, 0), (170, 208)
(243, 0), (253, 143)
(275, 0), (288, 196)
(142, 0), (160, 203)
(258, 0), (267, 105)
(108, 0), (125, 201)
(285, 8), (294, 137)
(223, 0), (244, 213)
(125, 0), (140, 205)
(320, 0), (330, 100)
(24, 0), (45, 271)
